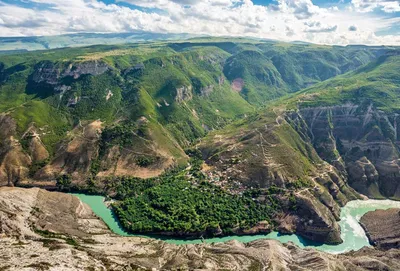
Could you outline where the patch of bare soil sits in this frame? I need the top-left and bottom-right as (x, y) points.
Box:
(231, 78), (244, 92)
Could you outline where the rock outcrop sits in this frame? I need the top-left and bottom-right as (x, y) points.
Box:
(31, 60), (110, 85)
(198, 101), (400, 245)
(28, 60), (111, 99)
(0, 115), (31, 186)
(0, 110), (187, 188)
(23, 127), (50, 163)
(294, 103), (400, 198)
(175, 85), (193, 103)
(360, 208), (400, 250)
(294, 191), (342, 244)
(199, 85), (214, 96)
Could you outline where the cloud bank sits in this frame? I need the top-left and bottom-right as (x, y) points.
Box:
(0, 0), (399, 45)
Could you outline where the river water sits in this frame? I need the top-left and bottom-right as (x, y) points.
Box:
(74, 194), (400, 254)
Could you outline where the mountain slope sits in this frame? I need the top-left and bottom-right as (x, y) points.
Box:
(287, 51), (400, 198)
(198, 50), (400, 242)
(0, 39), (388, 188)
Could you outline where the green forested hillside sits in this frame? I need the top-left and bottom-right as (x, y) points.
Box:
(0, 39), (388, 156)
(289, 51), (400, 112)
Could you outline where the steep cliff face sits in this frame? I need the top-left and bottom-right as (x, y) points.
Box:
(360, 208), (400, 250)
(28, 60), (111, 99)
(293, 104), (400, 198)
(197, 52), (400, 244)
(294, 190), (343, 244)
(31, 60), (110, 85)
(199, 100), (400, 243)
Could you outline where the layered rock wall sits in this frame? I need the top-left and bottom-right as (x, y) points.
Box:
(293, 104), (400, 198)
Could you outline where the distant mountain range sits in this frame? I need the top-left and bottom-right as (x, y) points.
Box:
(0, 32), (198, 51)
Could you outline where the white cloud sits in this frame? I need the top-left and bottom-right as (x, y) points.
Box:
(276, 0), (324, 19)
(351, 0), (400, 13)
(0, 0), (398, 45)
(304, 21), (338, 33)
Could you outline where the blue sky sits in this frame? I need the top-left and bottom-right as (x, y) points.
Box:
(0, 0), (399, 45)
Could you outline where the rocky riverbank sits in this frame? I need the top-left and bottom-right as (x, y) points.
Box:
(360, 208), (400, 250)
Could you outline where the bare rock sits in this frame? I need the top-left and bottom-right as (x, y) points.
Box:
(295, 191), (343, 245)
(296, 103), (400, 198)
(360, 208), (400, 250)
(0, 115), (31, 186)
(34, 120), (102, 183)
(175, 85), (193, 103)
(32, 60), (110, 85)
(199, 85), (214, 97)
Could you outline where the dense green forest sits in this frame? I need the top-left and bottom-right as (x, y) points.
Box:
(111, 153), (279, 236)
(113, 176), (275, 235)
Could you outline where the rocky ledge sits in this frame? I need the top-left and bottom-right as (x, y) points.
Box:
(360, 208), (400, 250)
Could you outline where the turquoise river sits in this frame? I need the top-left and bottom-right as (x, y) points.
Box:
(74, 194), (400, 254)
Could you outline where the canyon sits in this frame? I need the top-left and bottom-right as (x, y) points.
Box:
(1, 39), (400, 270)
(1, 187), (400, 271)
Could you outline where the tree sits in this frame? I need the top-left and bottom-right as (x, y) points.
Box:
(56, 174), (72, 191)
